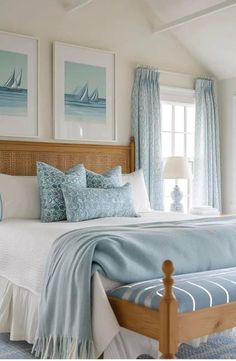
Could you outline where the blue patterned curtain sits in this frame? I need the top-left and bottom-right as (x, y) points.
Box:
(131, 67), (163, 210)
(193, 79), (222, 211)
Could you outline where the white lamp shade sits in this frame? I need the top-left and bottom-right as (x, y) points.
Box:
(163, 157), (192, 179)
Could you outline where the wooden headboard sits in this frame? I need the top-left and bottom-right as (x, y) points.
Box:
(0, 137), (135, 176)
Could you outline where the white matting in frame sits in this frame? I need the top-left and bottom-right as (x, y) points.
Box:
(0, 31), (39, 138)
(54, 42), (116, 142)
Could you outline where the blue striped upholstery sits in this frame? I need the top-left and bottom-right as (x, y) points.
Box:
(108, 267), (236, 313)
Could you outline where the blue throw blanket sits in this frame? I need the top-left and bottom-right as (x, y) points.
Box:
(33, 216), (236, 359)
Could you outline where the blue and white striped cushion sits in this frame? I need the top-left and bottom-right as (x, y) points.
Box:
(108, 267), (236, 313)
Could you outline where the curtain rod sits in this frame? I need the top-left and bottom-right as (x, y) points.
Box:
(136, 64), (215, 80)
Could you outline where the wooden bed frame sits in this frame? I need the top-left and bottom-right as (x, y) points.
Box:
(109, 260), (236, 359)
(1, 138), (234, 359)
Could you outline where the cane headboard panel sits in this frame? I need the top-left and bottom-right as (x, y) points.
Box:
(0, 137), (135, 176)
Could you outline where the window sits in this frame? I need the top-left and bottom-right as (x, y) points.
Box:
(161, 102), (195, 212)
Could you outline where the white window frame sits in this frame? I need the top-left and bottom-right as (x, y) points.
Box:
(160, 86), (195, 212)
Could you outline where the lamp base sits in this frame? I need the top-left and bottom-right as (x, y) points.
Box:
(170, 185), (184, 212)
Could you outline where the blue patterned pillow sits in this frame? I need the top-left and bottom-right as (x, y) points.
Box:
(37, 162), (86, 222)
(86, 166), (122, 188)
(61, 182), (138, 222)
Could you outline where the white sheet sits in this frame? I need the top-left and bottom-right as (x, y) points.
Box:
(0, 211), (200, 357)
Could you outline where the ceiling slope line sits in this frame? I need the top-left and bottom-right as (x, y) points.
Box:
(64, 0), (94, 12)
(152, 0), (236, 34)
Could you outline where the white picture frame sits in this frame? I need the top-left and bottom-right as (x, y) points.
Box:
(53, 42), (116, 142)
(0, 31), (39, 138)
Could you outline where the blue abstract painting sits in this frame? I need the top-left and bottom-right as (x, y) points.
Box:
(64, 61), (106, 123)
(0, 50), (28, 116)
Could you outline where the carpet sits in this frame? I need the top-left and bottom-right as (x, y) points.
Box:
(1, 332), (236, 359)
(0, 334), (32, 359)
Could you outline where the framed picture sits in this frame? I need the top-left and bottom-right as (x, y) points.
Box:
(0, 31), (39, 138)
(54, 42), (116, 142)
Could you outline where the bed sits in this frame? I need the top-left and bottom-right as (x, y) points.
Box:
(0, 137), (166, 358)
(0, 138), (236, 359)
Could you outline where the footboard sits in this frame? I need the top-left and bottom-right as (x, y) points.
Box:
(108, 260), (236, 359)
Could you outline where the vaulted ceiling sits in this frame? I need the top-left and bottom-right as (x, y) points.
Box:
(145, 0), (236, 80)
(63, 0), (236, 80)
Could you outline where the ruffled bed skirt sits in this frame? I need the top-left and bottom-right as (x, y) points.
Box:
(0, 275), (39, 344)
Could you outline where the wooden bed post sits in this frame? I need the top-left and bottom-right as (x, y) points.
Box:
(159, 260), (178, 359)
(130, 136), (135, 172)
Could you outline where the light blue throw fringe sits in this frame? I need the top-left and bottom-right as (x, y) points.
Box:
(32, 337), (96, 359)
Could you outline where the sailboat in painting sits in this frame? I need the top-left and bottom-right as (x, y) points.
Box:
(0, 69), (25, 92)
(3, 69), (16, 88)
(0, 68), (27, 116)
(65, 83), (106, 109)
(89, 88), (99, 102)
(75, 83), (89, 103)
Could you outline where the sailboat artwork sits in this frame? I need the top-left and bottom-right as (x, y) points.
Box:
(64, 61), (106, 123)
(0, 49), (28, 116)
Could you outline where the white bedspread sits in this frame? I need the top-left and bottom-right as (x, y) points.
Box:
(0, 211), (199, 358)
(0, 212), (198, 295)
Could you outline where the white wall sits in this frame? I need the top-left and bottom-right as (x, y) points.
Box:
(0, 0), (208, 144)
(218, 77), (236, 213)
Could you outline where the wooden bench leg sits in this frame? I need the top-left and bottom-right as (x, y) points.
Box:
(159, 260), (178, 359)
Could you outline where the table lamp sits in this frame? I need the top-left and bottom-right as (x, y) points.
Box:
(162, 156), (192, 212)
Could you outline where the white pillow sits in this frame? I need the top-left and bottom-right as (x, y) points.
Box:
(122, 169), (151, 212)
(0, 174), (40, 220)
